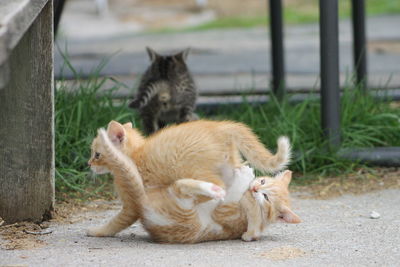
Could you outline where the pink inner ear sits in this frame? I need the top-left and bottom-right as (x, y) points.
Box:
(107, 121), (125, 145)
(116, 132), (124, 141)
(280, 170), (292, 186)
(110, 131), (124, 144)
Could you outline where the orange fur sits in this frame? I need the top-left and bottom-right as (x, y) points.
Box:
(87, 119), (291, 234)
(89, 119), (291, 187)
(87, 121), (300, 243)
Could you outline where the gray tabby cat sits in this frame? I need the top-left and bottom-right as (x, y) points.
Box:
(129, 47), (198, 135)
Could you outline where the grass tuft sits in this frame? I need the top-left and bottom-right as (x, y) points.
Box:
(55, 60), (138, 199)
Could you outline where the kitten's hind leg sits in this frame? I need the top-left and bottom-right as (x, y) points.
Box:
(87, 206), (139, 237)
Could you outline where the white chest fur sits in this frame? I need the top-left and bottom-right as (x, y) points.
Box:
(143, 207), (172, 226)
(196, 199), (223, 233)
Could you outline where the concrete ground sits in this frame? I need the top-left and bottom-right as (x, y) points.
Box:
(1, 189), (399, 266)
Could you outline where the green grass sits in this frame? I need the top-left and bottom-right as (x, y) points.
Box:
(55, 61), (139, 199)
(182, 0), (400, 31)
(55, 68), (400, 196)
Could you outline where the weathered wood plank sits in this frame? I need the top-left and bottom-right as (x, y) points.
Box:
(0, 0), (49, 89)
(0, 0), (54, 223)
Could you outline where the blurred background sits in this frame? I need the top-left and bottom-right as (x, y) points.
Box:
(52, 0), (400, 196)
(55, 0), (400, 104)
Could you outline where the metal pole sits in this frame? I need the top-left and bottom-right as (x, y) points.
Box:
(54, 0), (66, 37)
(351, 0), (367, 90)
(269, 0), (285, 100)
(319, 0), (341, 148)
(339, 147), (400, 166)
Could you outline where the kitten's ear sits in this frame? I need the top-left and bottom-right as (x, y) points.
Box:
(278, 170), (292, 187)
(107, 121), (126, 146)
(123, 122), (133, 129)
(279, 206), (301, 224)
(175, 48), (190, 62)
(146, 47), (159, 62)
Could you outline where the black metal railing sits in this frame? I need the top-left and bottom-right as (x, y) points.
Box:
(268, 0), (400, 165)
(269, 0), (285, 100)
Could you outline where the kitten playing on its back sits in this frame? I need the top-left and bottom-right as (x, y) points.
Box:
(87, 128), (301, 243)
(129, 47), (198, 135)
(87, 119), (293, 240)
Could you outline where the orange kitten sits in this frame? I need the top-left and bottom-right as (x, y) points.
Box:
(87, 119), (291, 237)
(87, 129), (300, 243)
(89, 120), (291, 187)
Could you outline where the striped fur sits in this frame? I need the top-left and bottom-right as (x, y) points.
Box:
(129, 47), (198, 135)
(129, 81), (169, 109)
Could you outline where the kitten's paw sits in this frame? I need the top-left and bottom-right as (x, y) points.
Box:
(86, 227), (115, 237)
(200, 183), (226, 200)
(235, 165), (255, 182)
(210, 185), (226, 200)
(241, 232), (260, 242)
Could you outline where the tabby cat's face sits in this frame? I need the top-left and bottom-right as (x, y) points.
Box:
(147, 47), (190, 79)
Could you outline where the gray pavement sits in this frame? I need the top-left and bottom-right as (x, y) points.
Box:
(1, 189), (399, 266)
(55, 14), (400, 97)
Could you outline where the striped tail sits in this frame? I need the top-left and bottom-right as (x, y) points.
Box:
(129, 81), (169, 109)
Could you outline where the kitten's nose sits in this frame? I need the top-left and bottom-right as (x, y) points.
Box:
(251, 186), (258, 193)
(87, 161), (91, 167)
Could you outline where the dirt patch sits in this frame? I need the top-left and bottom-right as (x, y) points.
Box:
(260, 246), (306, 260)
(292, 168), (400, 199)
(51, 199), (120, 224)
(0, 222), (48, 250)
(0, 199), (120, 250)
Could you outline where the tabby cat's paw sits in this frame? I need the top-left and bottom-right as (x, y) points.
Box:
(86, 227), (115, 237)
(241, 232), (260, 242)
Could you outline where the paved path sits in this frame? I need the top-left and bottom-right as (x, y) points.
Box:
(55, 12), (400, 97)
(1, 189), (399, 266)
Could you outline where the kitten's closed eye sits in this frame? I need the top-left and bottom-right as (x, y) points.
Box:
(94, 152), (101, 159)
(263, 193), (269, 201)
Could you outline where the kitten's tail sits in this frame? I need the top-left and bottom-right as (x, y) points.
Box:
(129, 81), (169, 109)
(97, 128), (148, 212)
(226, 122), (291, 173)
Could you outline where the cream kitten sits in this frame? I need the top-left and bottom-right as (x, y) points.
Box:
(87, 129), (300, 243)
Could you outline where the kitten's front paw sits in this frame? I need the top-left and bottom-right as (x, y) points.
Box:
(86, 226), (115, 237)
(200, 183), (226, 200)
(235, 165), (255, 182)
(241, 232), (260, 242)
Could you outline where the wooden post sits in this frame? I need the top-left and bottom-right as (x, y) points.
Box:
(0, 1), (54, 223)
